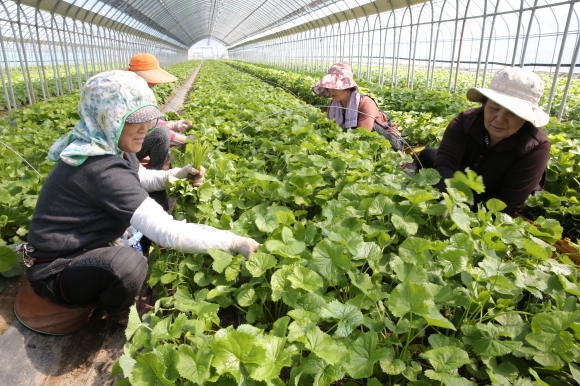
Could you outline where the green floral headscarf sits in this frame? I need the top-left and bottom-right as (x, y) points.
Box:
(48, 70), (159, 166)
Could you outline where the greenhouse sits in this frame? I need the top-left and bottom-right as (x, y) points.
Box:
(1, 0), (580, 385)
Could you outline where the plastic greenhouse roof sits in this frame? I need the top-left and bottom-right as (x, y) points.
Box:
(15, 0), (429, 48)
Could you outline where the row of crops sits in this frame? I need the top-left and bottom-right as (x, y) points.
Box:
(223, 61), (580, 242)
(1, 60), (580, 385)
(112, 61), (578, 385)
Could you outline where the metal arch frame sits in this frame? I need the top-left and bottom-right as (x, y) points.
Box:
(0, 0), (188, 110)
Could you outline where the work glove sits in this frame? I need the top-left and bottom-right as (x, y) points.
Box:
(387, 123), (401, 137)
(167, 120), (192, 132)
(169, 165), (205, 187)
(230, 236), (260, 258)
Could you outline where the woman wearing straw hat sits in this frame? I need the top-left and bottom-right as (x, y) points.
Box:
(312, 63), (404, 151)
(417, 67), (551, 213)
(127, 53), (195, 173)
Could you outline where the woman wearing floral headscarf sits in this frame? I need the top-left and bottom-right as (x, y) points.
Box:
(15, 70), (258, 334)
(312, 63), (404, 151)
(417, 67), (551, 213)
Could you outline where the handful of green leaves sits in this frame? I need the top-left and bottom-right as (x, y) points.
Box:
(189, 141), (210, 169)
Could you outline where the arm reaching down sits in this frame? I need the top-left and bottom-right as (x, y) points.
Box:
(138, 164), (205, 192)
(131, 197), (259, 257)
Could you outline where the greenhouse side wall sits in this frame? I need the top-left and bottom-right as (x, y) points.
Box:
(0, 1), (188, 111)
(228, 0), (580, 121)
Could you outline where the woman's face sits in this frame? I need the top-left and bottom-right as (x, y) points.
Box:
(118, 119), (157, 153)
(483, 100), (526, 144)
(328, 88), (351, 104)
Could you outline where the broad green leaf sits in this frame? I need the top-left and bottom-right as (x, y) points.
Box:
(126, 304), (144, 340)
(345, 332), (391, 379)
(569, 363), (580, 384)
(248, 335), (294, 381)
(300, 356), (346, 386)
(271, 316), (290, 338)
(0, 247), (18, 272)
(255, 212), (278, 232)
(208, 248), (234, 273)
(312, 239), (351, 285)
(303, 324), (345, 365)
(413, 168), (441, 186)
(390, 255), (428, 283)
(287, 266), (324, 293)
(451, 208), (472, 233)
(132, 352), (172, 386)
(245, 252), (277, 277)
(486, 199), (507, 213)
(420, 346), (470, 373)
(423, 308), (457, 330)
(320, 300), (364, 338)
(237, 287), (257, 307)
(155, 344), (179, 381)
(212, 329), (266, 380)
(438, 248), (468, 277)
(392, 213), (418, 237)
(118, 354), (137, 384)
(398, 237), (432, 265)
(471, 339), (521, 356)
(428, 334), (464, 349)
(386, 281), (430, 318)
(176, 344), (213, 385)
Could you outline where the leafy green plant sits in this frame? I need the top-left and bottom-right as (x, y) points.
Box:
(114, 61), (580, 386)
(188, 142), (210, 170)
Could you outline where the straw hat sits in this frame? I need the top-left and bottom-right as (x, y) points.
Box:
(312, 63), (358, 98)
(466, 67), (550, 127)
(127, 53), (178, 84)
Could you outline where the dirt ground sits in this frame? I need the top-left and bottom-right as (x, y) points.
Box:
(0, 264), (25, 336)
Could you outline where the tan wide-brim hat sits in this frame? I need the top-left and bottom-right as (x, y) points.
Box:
(127, 53), (177, 84)
(312, 62), (358, 98)
(466, 67), (550, 127)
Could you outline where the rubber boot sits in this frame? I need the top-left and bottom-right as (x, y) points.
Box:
(14, 281), (95, 335)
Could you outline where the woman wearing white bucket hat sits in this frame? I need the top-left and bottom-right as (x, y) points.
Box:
(417, 67), (551, 213)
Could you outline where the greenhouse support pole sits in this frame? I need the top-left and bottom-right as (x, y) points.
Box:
(426, 0), (435, 88)
(21, 6), (47, 102)
(0, 20), (16, 109)
(406, 0), (413, 89)
(34, 4), (51, 98)
(510, 0), (525, 66)
(519, 0), (538, 68)
(10, 2), (33, 105)
(16, 1), (37, 104)
(0, 58), (10, 111)
(558, 31), (580, 121)
(474, 0), (487, 86)
(454, 0), (471, 93)
(482, 0), (500, 87)
(429, 0), (447, 89)
(546, 0), (576, 115)
(410, 3), (427, 90)
(447, 0), (460, 93)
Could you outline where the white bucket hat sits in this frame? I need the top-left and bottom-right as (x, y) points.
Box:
(466, 67), (550, 127)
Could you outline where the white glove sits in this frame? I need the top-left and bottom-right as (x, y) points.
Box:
(169, 165), (205, 187)
(167, 120), (192, 132)
(131, 198), (260, 257)
(138, 165), (205, 192)
(231, 236), (260, 258)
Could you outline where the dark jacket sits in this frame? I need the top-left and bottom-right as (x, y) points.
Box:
(434, 107), (550, 213)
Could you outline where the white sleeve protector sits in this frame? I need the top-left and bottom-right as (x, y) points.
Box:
(130, 197), (237, 254)
(138, 164), (199, 192)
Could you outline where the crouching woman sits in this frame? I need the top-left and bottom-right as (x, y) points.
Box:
(17, 71), (258, 333)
